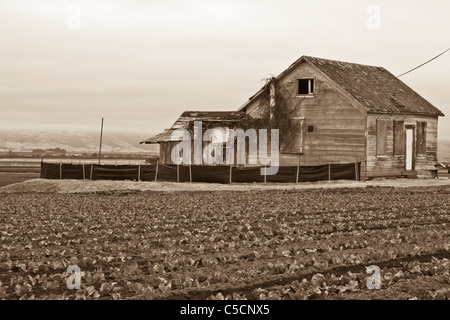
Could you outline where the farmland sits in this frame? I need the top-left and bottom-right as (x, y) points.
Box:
(0, 184), (449, 300)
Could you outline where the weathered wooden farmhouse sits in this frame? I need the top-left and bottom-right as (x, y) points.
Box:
(142, 56), (444, 180)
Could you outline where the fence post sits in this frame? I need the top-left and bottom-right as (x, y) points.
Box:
(177, 164), (179, 183)
(296, 155), (300, 184)
(138, 164), (141, 182)
(82, 164), (86, 180)
(229, 165), (232, 184)
(264, 166), (267, 183)
(328, 163), (331, 181)
(40, 159), (43, 179)
(155, 161), (159, 182)
(59, 160), (62, 180)
(90, 163), (94, 180)
(189, 164), (192, 183)
(355, 162), (358, 181)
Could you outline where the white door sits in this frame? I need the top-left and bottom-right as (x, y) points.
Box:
(405, 128), (413, 170)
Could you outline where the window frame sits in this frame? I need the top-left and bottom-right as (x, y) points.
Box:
(296, 78), (315, 97)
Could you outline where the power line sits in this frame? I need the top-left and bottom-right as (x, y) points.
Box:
(397, 48), (450, 77)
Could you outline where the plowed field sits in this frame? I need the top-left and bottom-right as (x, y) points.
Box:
(0, 185), (449, 300)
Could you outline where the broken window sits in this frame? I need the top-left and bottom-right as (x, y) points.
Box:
(376, 119), (388, 156)
(393, 120), (405, 155)
(416, 121), (427, 155)
(298, 79), (314, 95)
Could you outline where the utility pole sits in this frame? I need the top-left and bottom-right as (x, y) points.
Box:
(98, 117), (104, 164)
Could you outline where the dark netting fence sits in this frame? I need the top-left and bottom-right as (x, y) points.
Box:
(40, 162), (360, 184)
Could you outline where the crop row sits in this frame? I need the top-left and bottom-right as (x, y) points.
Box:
(206, 257), (450, 300)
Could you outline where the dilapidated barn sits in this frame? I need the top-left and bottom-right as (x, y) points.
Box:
(141, 55), (444, 180)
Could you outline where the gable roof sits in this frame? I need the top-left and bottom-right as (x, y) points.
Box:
(239, 56), (444, 117)
(140, 111), (244, 144)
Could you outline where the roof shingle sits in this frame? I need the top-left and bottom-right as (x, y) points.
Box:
(304, 56), (444, 116)
(140, 111), (244, 144)
(240, 56), (444, 117)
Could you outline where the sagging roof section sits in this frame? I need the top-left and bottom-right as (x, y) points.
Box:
(140, 111), (244, 144)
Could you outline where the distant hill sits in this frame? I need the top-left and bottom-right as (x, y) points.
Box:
(0, 129), (159, 154)
(1, 129), (447, 160)
(438, 140), (450, 162)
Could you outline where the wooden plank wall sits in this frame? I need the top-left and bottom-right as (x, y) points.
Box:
(273, 64), (367, 174)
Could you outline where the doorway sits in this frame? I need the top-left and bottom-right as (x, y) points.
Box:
(405, 127), (414, 170)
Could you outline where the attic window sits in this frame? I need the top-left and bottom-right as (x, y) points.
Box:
(298, 79), (314, 95)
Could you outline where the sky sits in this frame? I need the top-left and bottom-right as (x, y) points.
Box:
(0, 0), (449, 141)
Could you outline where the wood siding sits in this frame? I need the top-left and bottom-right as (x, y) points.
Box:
(246, 62), (367, 174)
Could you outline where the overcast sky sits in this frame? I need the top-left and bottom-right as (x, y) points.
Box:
(0, 0), (449, 140)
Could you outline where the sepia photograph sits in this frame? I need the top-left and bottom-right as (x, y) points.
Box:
(0, 0), (449, 314)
